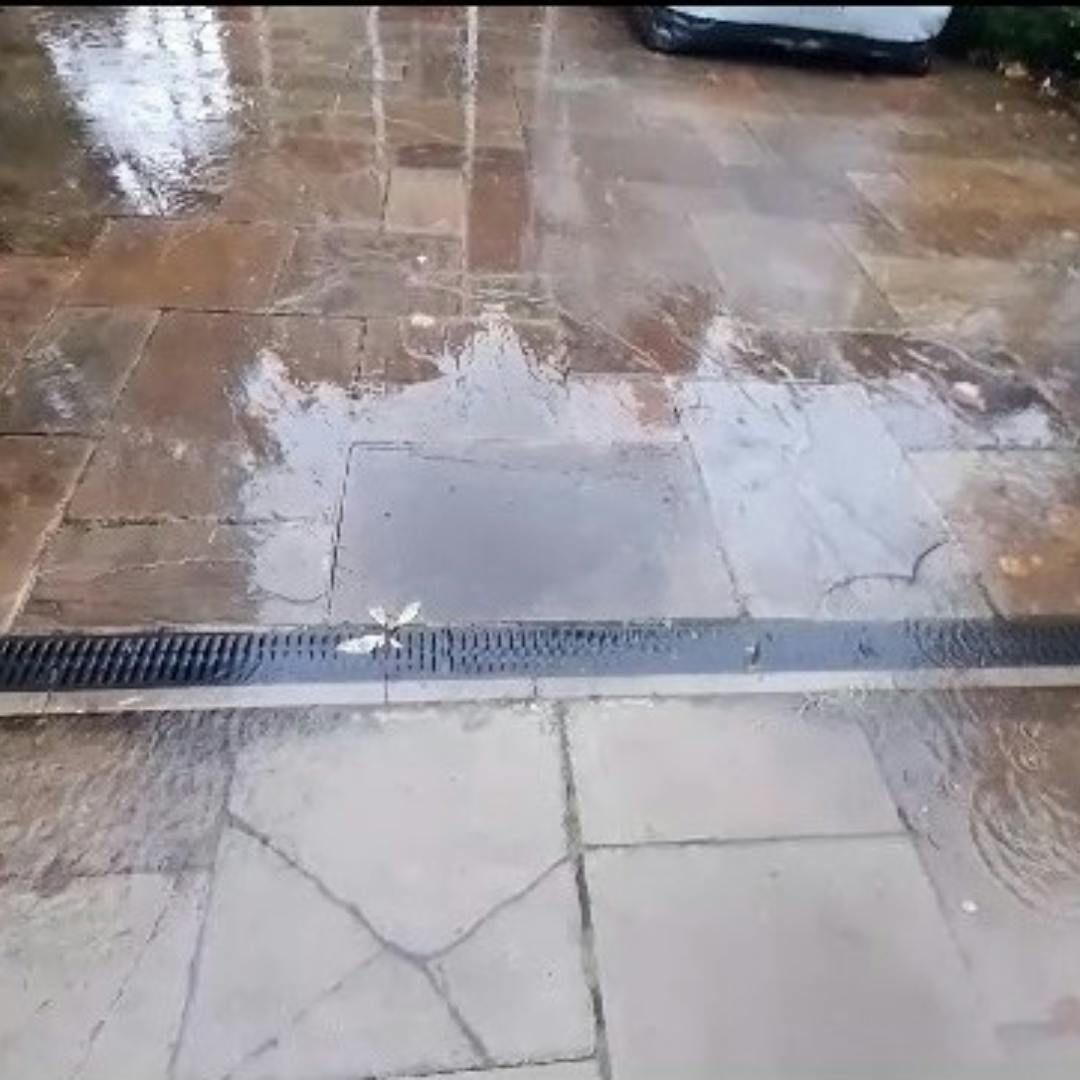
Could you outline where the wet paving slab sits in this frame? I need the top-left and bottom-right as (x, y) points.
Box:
(0, 6), (1078, 628)
(678, 380), (989, 618)
(911, 449), (1080, 616)
(1, 689), (1078, 1078)
(332, 441), (737, 623)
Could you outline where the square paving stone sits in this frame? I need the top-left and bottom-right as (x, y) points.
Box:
(69, 219), (292, 310)
(331, 442), (737, 622)
(0, 308), (157, 435)
(568, 696), (900, 845)
(911, 449), (1080, 616)
(0, 873), (205, 1080)
(272, 228), (462, 316)
(588, 841), (997, 1080)
(680, 381), (988, 618)
(691, 212), (898, 330)
(0, 435), (92, 629)
(386, 167), (466, 236)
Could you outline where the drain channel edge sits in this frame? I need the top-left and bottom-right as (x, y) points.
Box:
(5, 618), (1080, 694)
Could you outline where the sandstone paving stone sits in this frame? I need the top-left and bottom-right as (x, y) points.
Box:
(0, 435), (92, 629)
(568, 696), (900, 845)
(431, 864), (594, 1063)
(0, 307), (157, 435)
(69, 219), (292, 310)
(0, 872), (206, 1080)
(19, 519), (334, 630)
(588, 840), (998, 1079)
(332, 441), (737, 623)
(680, 380), (987, 617)
(228, 702), (568, 954)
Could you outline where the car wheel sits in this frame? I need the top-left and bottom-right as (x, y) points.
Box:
(632, 7), (693, 54)
(892, 41), (932, 76)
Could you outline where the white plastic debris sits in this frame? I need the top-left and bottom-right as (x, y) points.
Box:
(337, 634), (385, 655)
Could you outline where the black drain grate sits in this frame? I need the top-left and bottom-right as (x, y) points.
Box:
(5, 618), (1080, 694)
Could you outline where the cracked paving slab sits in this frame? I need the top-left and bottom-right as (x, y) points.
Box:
(679, 380), (988, 618)
(0, 872), (206, 1080)
(171, 702), (594, 1076)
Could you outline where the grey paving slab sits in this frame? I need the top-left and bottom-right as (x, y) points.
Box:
(568, 696), (901, 845)
(0, 711), (232, 883)
(396, 1066), (599, 1080)
(856, 687), (1080, 1068)
(229, 702), (568, 954)
(588, 841), (998, 1080)
(679, 380), (988, 617)
(176, 826), (476, 1080)
(432, 865), (594, 1063)
(0, 873), (205, 1080)
(331, 441), (738, 622)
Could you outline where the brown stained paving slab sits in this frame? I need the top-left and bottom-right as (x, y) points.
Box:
(854, 688), (1080, 1067)
(464, 274), (559, 321)
(351, 317), (676, 445)
(68, 311), (361, 522)
(218, 147), (386, 227)
(911, 450), (1080, 616)
(855, 253), (1080, 347)
(693, 212), (899, 331)
(68, 220), (292, 310)
(0, 436), (92, 628)
(465, 150), (531, 273)
(273, 228), (462, 316)
(834, 333), (1072, 450)
(385, 168), (465, 237)
(0, 256), (77, 383)
(0, 6), (1080, 632)
(0, 308), (157, 435)
(19, 518), (334, 630)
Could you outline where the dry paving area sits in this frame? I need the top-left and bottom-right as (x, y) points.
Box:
(2, 6), (1080, 628)
(2, 689), (1080, 1078)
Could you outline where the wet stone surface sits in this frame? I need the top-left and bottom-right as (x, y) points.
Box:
(0, 4), (1078, 625)
(332, 442), (737, 623)
(4, 692), (1078, 1077)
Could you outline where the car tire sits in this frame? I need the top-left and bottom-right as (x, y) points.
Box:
(892, 41), (932, 76)
(632, 7), (695, 54)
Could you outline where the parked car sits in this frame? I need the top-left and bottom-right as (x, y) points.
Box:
(632, 6), (953, 74)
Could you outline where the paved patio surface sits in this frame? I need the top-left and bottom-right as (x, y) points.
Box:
(3, 690), (1080, 1078)
(1, 6), (1080, 629)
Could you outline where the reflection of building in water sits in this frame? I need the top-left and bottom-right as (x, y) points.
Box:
(37, 6), (239, 214)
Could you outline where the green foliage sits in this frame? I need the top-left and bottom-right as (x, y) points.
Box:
(941, 6), (1080, 78)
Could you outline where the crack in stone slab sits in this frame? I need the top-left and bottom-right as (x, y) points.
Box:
(218, 951), (384, 1080)
(555, 704), (611, 1080)
(67, 876), (180, 1080)
(819, 536), (949, 603)
(225, 811), (493, 1067)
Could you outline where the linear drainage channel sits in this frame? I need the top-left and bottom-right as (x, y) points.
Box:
(5, 618), (1080, 697)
